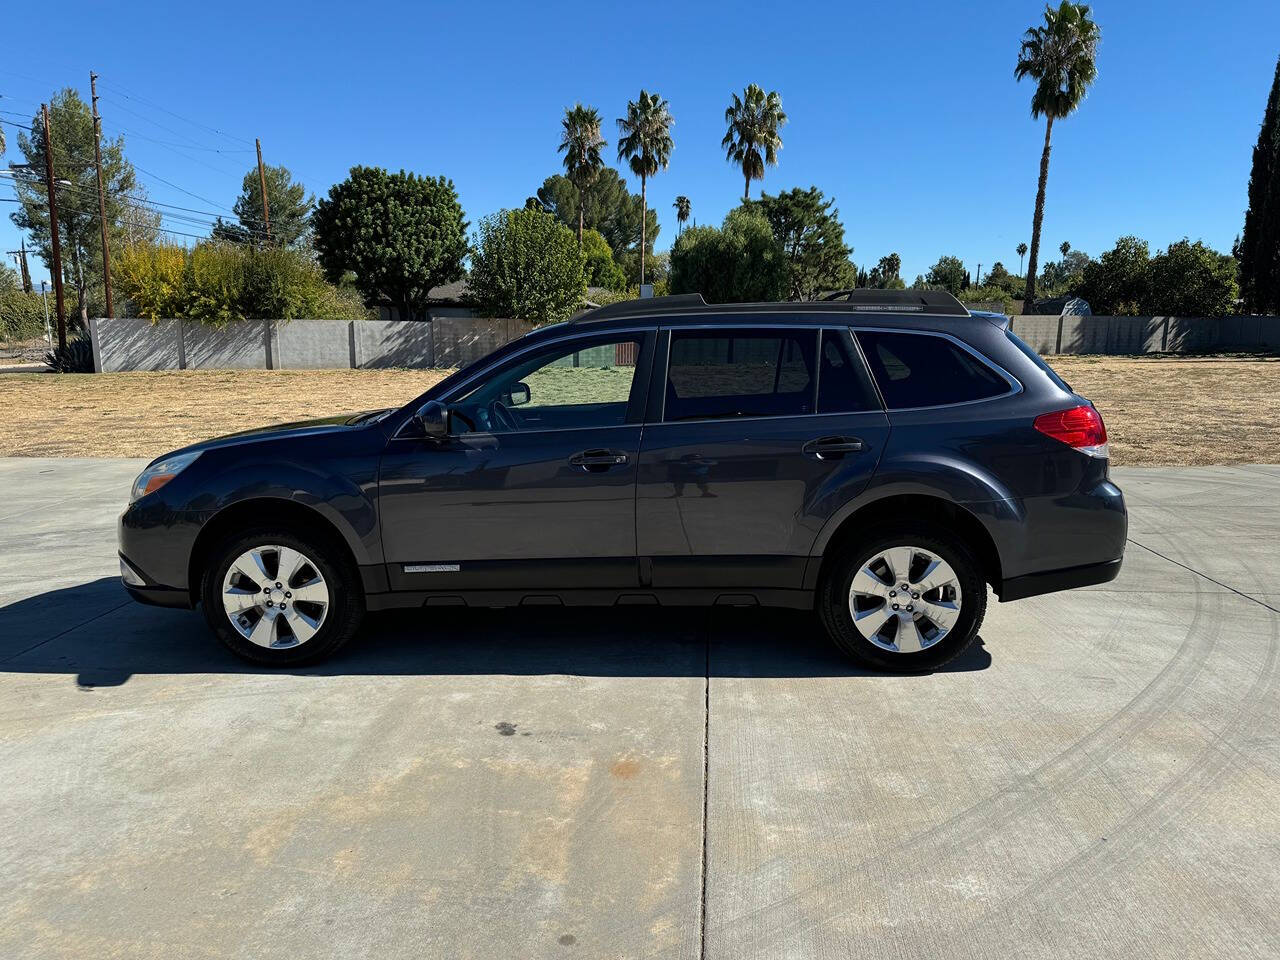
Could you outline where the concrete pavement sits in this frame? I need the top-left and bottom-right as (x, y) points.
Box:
(0, 458), (1277, 959)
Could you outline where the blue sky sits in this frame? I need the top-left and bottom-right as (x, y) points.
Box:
(2, 0), (1278, 288)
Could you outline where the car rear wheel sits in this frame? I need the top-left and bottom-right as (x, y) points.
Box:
(819, 527), (987, 671)
(201, 527), (364, 666)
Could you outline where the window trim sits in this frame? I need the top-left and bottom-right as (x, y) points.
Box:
(852, 326), (1022, 412)
(658, 324), (824, 424)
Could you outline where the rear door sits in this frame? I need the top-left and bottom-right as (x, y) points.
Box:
(635, 323), (890, 590)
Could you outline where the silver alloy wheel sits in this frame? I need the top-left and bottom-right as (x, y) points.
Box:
(847, 545), (963, 654)
(221, 545), (329, 650)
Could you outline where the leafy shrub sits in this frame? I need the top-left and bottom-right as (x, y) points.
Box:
(581, 229), (627, 291)
(1147, 239), (1238, 316)
(669, 207), (786, 303)
(46, 335), (94, 373)
(0, 290), (48, 341)
(469, 208), (586, 323)
(115, 243), (372, 325)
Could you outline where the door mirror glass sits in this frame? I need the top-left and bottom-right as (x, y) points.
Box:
(507, 381), (531, 407)
(415, 400), (451, 440)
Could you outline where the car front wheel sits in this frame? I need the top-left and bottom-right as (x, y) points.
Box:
(819, 527), (987, 672)
(201, 527), (364, 666)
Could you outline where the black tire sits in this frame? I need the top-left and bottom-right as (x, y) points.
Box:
(200, 526), (365, 666)
(818, 526), (987, 672)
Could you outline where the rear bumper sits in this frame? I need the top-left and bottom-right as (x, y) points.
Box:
(998, 556), (1123, 602)
(124, 583), (194, 609)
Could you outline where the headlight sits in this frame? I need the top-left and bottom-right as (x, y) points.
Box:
(130, 451), (201, 503)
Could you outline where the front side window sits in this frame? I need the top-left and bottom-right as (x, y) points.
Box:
(454, 336), (642, 433)
(664, 329), (817, 422)
(855, 330), (1011, 409)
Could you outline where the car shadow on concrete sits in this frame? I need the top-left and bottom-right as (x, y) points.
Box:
(0, 578), (991, 686)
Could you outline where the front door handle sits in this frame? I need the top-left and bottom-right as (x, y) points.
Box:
(569, 449), (630, 471)
(802, 436), (865, 460)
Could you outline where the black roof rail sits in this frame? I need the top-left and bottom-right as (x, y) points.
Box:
(573, 293), (708, 322)
(819, 289), (969, 316)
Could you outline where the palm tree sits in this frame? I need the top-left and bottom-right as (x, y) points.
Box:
(558, 103), (606, 250)
(722, 84), (788, 200)
(1017, 242), (1028, 273)
(674, 195), (691, 235)
(616, 90), (674, 286)
(1015, 1), (1100, 303)
(1059, 240), (1071, 259)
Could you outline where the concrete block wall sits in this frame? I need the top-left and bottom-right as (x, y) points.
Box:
(87, 313), (1280, 373)
(89, 316), (531, 373)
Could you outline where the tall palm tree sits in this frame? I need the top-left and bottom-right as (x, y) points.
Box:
(558, 103), (606, 250)
(1015, 1), (1100, 303)
(673, 195), (691, 235)
(722, 84), (787, 200)
(1017, 242), (1028, 273)
(1059, 240), (1071, 259)
(616, 90), (674, 286)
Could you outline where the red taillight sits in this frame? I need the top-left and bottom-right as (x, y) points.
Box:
(1034, 404), (1108, 456)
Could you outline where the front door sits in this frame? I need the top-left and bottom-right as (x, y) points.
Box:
(379, 330), (655, 593)
(636, 325), (890, 589)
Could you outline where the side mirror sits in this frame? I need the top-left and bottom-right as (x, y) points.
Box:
(508, 381), (531, 407)
(415, 401), (451, 440)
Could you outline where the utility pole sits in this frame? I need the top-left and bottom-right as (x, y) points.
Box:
(255, 138), (271, 245)
(41, 104), (67, 351)
(90, 72), (114, 318)
(7, 242), (33, 293)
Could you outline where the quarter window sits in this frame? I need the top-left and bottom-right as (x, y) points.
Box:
(664, 329), (817, 422)
(855, 331), (1010, 409)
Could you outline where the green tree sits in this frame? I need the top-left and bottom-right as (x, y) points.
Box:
(1015, 2), (1100, 303)
(925, 255), (967, 294)
(722, 84), (788, 200)
(581, 228), (626, 290)
(753, 186), (854, 299)
(1077, 235), (1150, 314)
(1240, 55), (1280, 312)
(867, 253), (905, 289)
(533, 170), (657, 264)
(616, 91), (674, 287)
(1016, 242), (1028, 275)
(558, 103), (607, 249)
(668, 206), (786, 304)
(9, 89), (157, 324)
(673, 195), (691, 235)
(1148, 239), (1238, 316)
(469, 208), (586, 323)
(211, 164), (314, 248)
(1038, 248), (1090, 295)
(312, 166), (468, 321)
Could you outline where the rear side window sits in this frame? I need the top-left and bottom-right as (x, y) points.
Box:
(664, 329), (816, 421)
(818, 329), (880, 413)
(855, 330), (1010, 409)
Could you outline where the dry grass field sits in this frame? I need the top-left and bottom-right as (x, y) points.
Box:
(0, 354), (1276, 464)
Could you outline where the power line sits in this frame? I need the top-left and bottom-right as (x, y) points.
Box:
(0, 196), (211, 242)
(95, 80), (255, 148)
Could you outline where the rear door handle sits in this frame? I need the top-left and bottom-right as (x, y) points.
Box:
(569, 449), (630, 471)
(802, 436), (865, 460)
